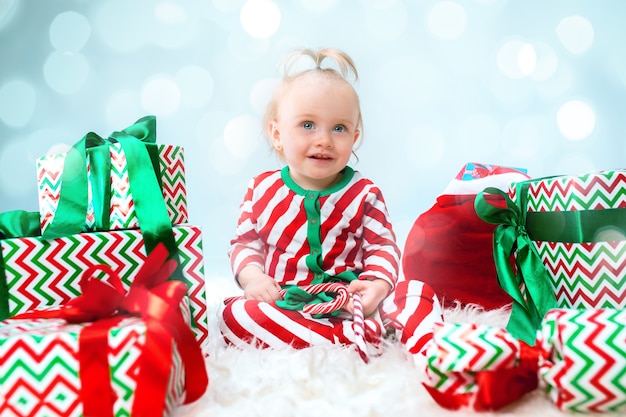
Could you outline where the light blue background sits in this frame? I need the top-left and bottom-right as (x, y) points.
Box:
(1, 0), (624, 296)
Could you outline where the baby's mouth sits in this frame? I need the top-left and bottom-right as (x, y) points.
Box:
(310, 153), (332, 160)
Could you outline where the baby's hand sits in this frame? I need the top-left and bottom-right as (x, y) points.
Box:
(237, 265), (281, 303)
(346, 278), (391, 317)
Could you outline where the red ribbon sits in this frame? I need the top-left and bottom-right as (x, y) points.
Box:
(423, 340), (540, 411)
(13, 243), (209, 416)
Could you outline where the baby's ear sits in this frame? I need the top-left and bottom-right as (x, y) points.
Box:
(269, 120), (282, 149)
(353, 129), (360, 143)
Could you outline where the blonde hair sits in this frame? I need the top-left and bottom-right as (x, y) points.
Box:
(262, 48), (363, 161)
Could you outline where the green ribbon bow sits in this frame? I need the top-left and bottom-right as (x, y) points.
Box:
(276, 286), (339, 318)
(44, 115), (177, 261)
(474, 186), (557, 345)
(277, 270), (360, 317)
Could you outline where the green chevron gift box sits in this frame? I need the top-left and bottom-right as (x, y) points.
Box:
(0, 317), (188, 417)
(424, 308), (626, 413)
(0, 244), (209, 417)
(0, 224), (209, 348)
(475, 170), (626, 344)
(36, 115), (187, 235)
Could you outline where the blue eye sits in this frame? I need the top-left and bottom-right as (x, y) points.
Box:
(303, 122), (313, 129)
(333, 125), (346, 133)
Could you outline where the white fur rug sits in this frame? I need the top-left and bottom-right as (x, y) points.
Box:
(172, 297), (589, 417)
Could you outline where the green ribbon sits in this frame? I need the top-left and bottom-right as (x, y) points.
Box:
(0, 210), (42, 319)
(526, 209), (626, 243)
(43, 116), (177, 261)
(474, 186), (557, 345)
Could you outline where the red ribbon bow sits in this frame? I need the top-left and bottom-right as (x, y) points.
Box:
(424, 340), (540, 411)
(14, 243), (209, 416)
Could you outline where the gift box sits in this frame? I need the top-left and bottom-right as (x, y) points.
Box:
(424, 308), (626, 413)
(475, 169), (626, 343)
(0, 317), (185, 416)
(0, 225), (208, 347)
(0, 244), (208, 417)
(36, 116), (187, 235)
(521, 170), (626, 309)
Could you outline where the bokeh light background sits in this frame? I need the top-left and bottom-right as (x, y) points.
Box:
(1, 0), (625, 291)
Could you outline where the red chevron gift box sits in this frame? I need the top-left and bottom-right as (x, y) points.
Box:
(475, 170), (626, 344)
(36, 116), (187, 235)
(0, 224), (209, 348)
(0, 244), (208, 417)
(423, 308), (626, 413)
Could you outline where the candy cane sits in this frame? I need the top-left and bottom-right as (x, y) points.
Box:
(350, 291), (369, 363)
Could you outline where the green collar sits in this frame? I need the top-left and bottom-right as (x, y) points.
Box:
(280, 166), (354, 196)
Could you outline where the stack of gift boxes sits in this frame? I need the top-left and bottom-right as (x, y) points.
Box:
(424, 169), (626, 414)
(0, 116), (209, 416)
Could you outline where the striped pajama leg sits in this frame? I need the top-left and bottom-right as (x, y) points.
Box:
(219, 298), (384, 356)
(380, 280), (443, 355)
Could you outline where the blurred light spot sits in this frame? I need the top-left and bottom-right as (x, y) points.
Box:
(530, 42), (558, 81)
(30, 127), (75, 158)
(0, 80), (36, 128)
(176, 66), (214, 108)
(299, 0), (337, 12)
(240, 0), (281, 38)
(427, 1), (467, 40)
(595, 227), (626, 242)
(228, 30), (270, 62)
(363, 0), (408, 41)
(46, 143), (72, 155)
(49, 11), (91, 52)
(517, 43), (536, 76)
(497, 39), (535, 79)
(250, 77), (279, 115)
(209, 136), (247, 175)
(557, 100), (595, 141)
(406, 126), (446, 168)
(557, 15), (594, 55)
(106, 90), (142, 128)
(141, 77), (181, 116)
(43, 51), (89, 94)
(95, 0), (150, 52)
(154, 1), (187, 24)
(556, 153), (595, 175)
(223, 114), (261, 159)
(457, 114), (500, 158)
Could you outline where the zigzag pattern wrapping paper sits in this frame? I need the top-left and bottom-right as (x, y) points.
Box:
(36, 143), (188, 234)
(518, 170), (626, 309)
(0, 225), (208, 347)
(425, 308), (626, 413)
(0, 316), (184, 417)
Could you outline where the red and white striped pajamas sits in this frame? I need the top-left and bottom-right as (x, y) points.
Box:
(220, 167), (441, 357)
